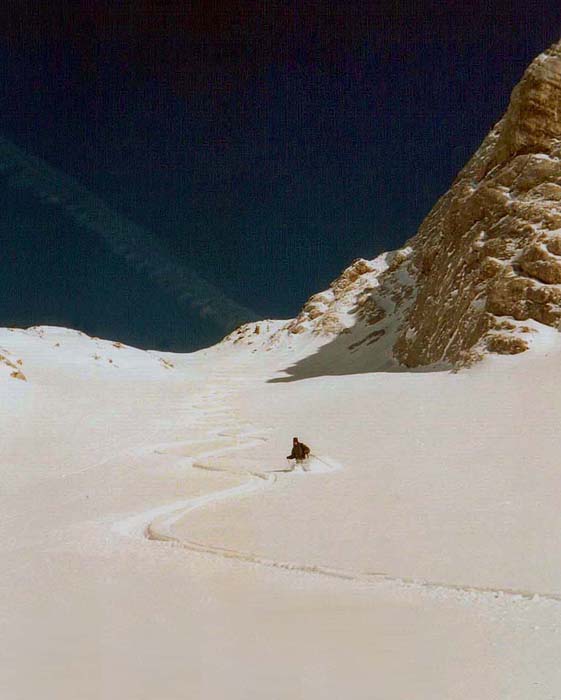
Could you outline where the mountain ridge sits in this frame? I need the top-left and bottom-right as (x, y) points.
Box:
(221, 39), (561, 369)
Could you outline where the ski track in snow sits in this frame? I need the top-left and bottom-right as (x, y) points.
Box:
(110, 381), (561, 608)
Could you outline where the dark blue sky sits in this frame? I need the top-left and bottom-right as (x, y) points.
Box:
(1, 1), (560, 350)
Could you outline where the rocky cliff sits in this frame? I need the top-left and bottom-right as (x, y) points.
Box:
(223, 40), (561, 368)
(393, 39), (561, 366)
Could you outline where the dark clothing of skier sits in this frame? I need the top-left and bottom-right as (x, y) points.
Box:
(287, 437), (310, 465)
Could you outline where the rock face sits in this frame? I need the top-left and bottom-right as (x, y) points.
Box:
(223, 41), (561, 368)
(0, 348), (27, 381)
(391, 39), (561, 366)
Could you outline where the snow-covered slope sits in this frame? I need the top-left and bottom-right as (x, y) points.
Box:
(1, 325), (177, 374)
(2, 323), (561, 699)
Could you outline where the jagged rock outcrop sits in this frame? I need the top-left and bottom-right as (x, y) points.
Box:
(222, 41), (561, 368)
(392, 39), (561, 366)
(0, 348), (27, 381)
(219, 251), (416, 367)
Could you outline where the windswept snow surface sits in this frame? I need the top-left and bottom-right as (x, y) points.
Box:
(2, 325), (561, 699)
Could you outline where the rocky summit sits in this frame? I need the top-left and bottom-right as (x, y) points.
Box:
(223, 40), (561, 369)
(393, 38), (561, 366)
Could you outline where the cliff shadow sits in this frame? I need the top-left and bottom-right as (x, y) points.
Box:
(267, 321), (451, 383)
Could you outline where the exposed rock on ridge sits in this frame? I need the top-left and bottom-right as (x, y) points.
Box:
(219, 250), (416, 370)
(222, 41), (561, 368)
(393, 39), (561, 365)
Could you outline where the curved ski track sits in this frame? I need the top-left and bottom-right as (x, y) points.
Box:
(112, 386), (561, 607)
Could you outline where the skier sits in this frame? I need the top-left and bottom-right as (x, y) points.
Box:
(286, 437), (311, 470)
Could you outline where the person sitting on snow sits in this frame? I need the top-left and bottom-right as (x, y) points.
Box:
(287, 437), (310, 469)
